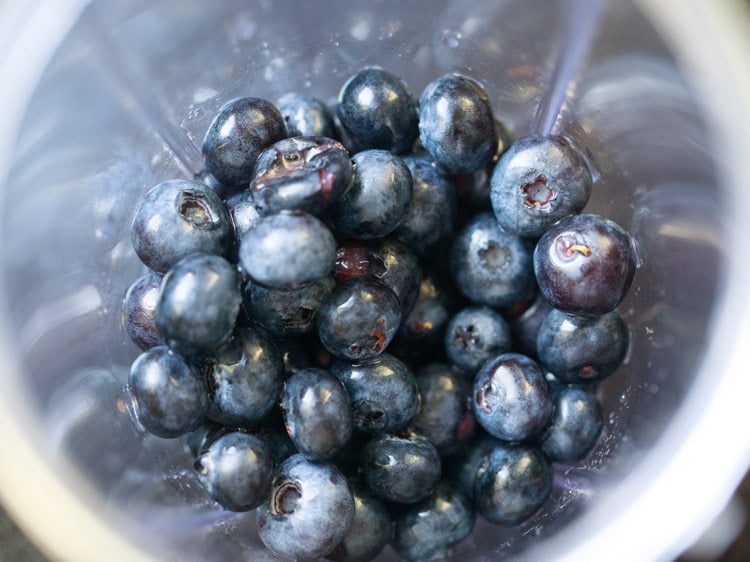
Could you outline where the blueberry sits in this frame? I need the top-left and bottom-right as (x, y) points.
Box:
(195, 432), (273, 511)
(130, 179), (234, 274)
(250, 136), (353, 215)
(205, 325), (284, 427)
(277, 94), (336, 138)
(536, 308), (629, 382)
(534, 213), (637, 316)
(394, 155), (457, 254)
(392, 481), (475, 561)
(330, 150), (413, 239)
(184, 420), (229, 458)
(156, 254), (241, 357)
(444, 435), (497, 500)
(472, 353), (553, 442)
(239, 210), (336, 288)
(473, 443), (553, 526)
(490, 136), (592, 238)
(541, 385), (603, 463)
(129, 346), (207, 438)
(281, 368), (353, 461)
(450, 212), (535, 308)
(243, 275), (335, 337)
(412, 364), (475, 455)
(317, 278), (401, 361)
(276, 338), (313, 377)
(419, 74), (497, 174)
(330, 353), (418, 434)
(225, 189), (262, 243)
(444, 306), (512, 374)
(337, 68), (419, 154)
(361, 431), (441, 504)
(509, 294), (553, 357)
(122, 272), (162, 350)
(256, 454), (354, 560)
(202, 97), (286, 190)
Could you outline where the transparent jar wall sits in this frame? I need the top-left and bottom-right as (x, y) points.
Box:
(0, 0), (727, 560)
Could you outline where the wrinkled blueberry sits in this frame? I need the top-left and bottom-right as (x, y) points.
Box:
(472, 353), (553, 442)
(534, 213), (637, 316)
(129, 346), (207, 438)
(225, 189), (262, 244)
(202, 97), (286, 189)
(277, 94), (336, 138)
(419, 74), (497, 174)
(337, 68), (419, 154)
(444, 306), (512, 374)
(541, 385), (603, 463)
(156, 254), (241, 357)
(131, 179), (233, 274)
(122, 272), (162, 350)
(256, 454), (354, 560)
(490, 136), (592, 238)
(509, 294), (553, 357)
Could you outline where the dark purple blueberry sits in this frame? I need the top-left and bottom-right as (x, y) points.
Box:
(509, 294), (553, 357)
(392, 481), (475, 561)
(534, 213), (637, 316)
(195, 432), (273, 512)
(156, 254), (241, 357)
(337, 68), (419, 154)
(330, 150), (413, 239)
(205, 325), (284, 427)
(330, 353), (418, 434)
(225, 189), (262, 243)
(250, 136), (353, 215)
(277, 94), (336, 138)
(130, 179), (234, 274)
(281, 368), (353, 461)
(361, 431), (441, 504)
(444, 435), (497, 500)
(184, 420), (229, 458)
(541, 385), (603, 463)
(394, 155), (457, 254)
(473, 443), (552, 526)
(317, 278), (401, 361)
(239, 211), (336, 288)
(450, 212), (535, 308)
(129, 346), (207, 438)
(250, 419), (299, 468)
(277, 338), (313, 377)
(419, 75), (497, 174)
(490, 136), (592, 238)
(412, 364), (475, 456)
(444, 306), (512, 374)
(122, 272), (162, 350)
(536, 308), (629, 383)
(256, 455), (354, 560)
(202, 97), (286, 190)
(472, 353), (553, 442)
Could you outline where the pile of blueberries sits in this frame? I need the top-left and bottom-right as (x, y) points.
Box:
(123, 67), (636, 561)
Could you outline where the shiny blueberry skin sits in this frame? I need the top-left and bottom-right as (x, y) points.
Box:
(156, 254), (241, 357)
(202, 97), (287, 190)
(225, 189), (262, 244)
(394, 155), (457, 254)
(541, 385), (603, 463)
(444, 306), (512, 374)
(490, 136), (592, 238)
(330, 150), (413, 239)
(243, 275), (335, 337)
(129, 346), (207, 438)
(361, 431), (441, 504)
(256, 454), (355, 560)
(195, 432), (273, 512)
(122, 272), (162, 350)
(337, 68), (419, 154)
(250, 136), (353, 215)
(392, 481), (475, 561)
(317, 278), (401, 361)
(473, 443), (553, 526)
(239, 210), (336, 288)
(536, 308), (629, 383)
(412, 364), (475, 456)
(205, 325), (284, 427)
(277, 94), (336, 138)
(444, 435), (497, 500)
(472, 353), (553, 442)
(130, 179), (233, 274)
(534, 213), (637, 316)
(450, 212), (535, 308)
(509, 294), (553, 357)
(419, 75), (497, 174)
(281, 368), (353, 461)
